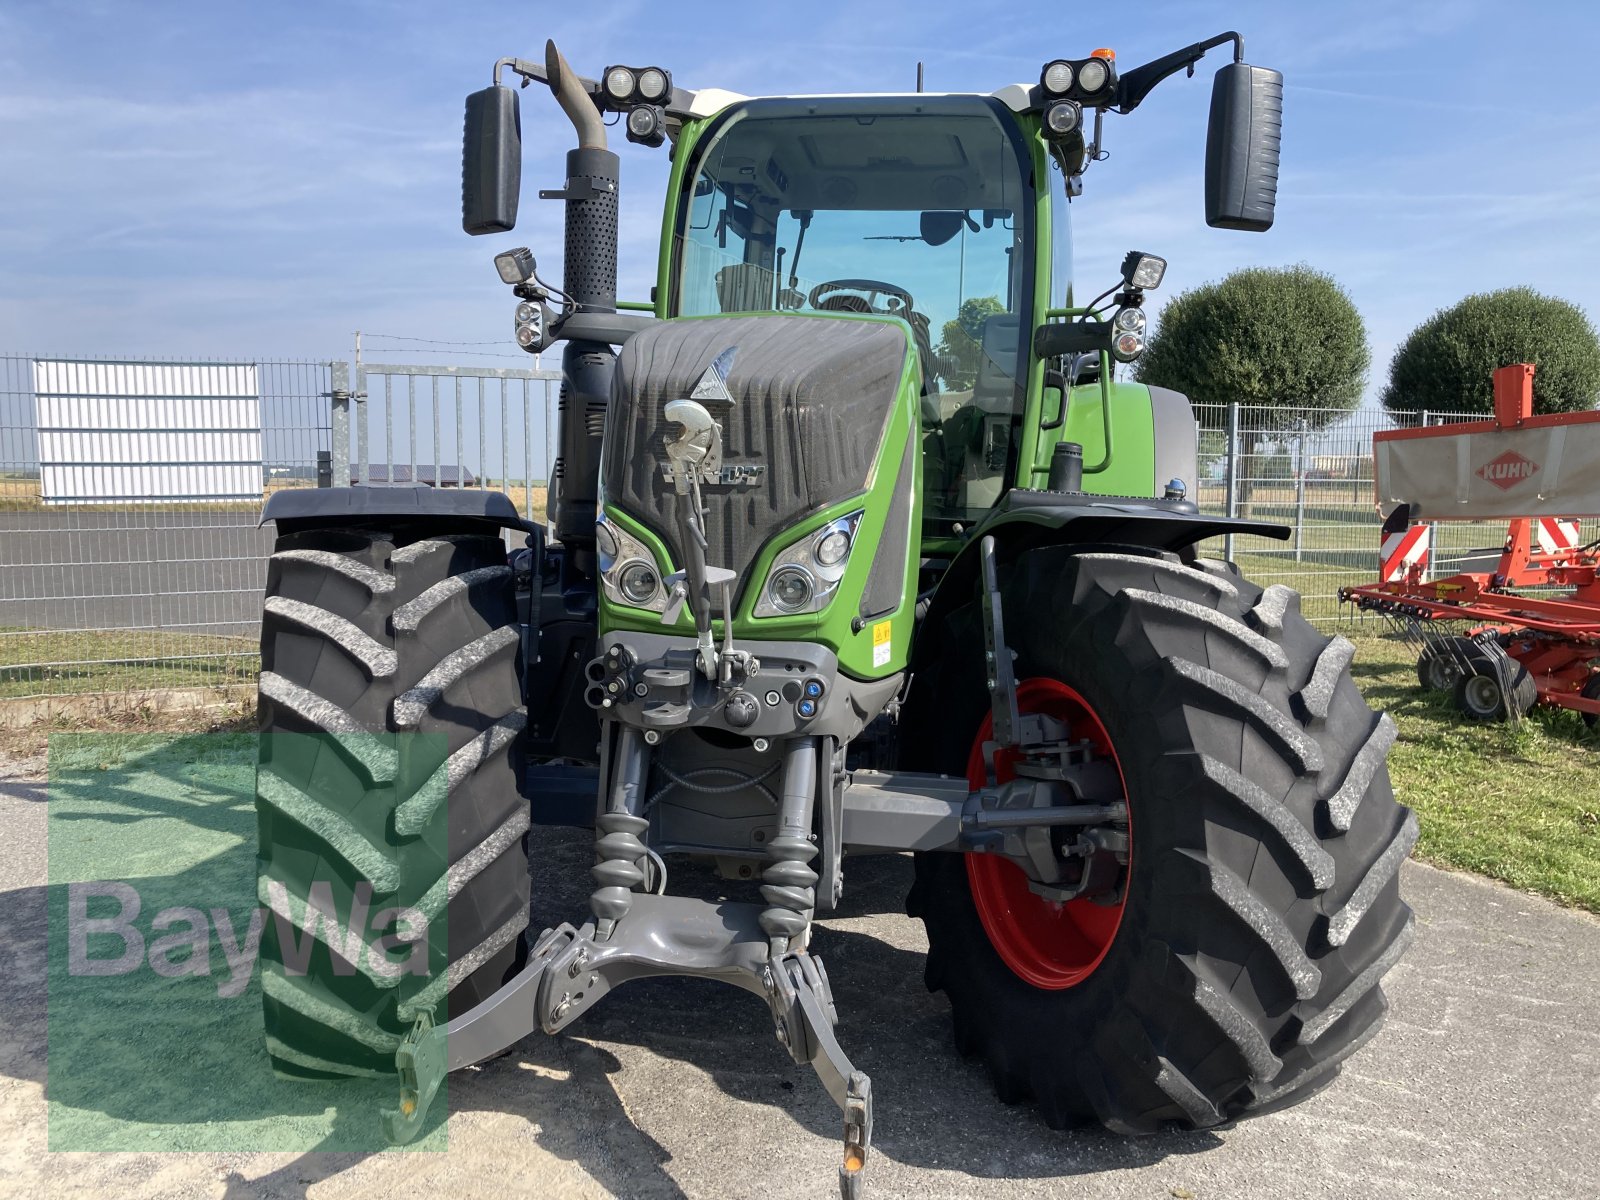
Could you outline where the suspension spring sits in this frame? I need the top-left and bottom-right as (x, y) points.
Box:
(590, 728), (649, 939)
(760, 737), (821, 955)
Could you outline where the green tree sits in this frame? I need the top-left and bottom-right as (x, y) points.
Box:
(1136, 265), (1368, 516)
(1135, 264), (1369, 432)
(1381, 287), (1600, 419)
(936, 295), (1006, 391)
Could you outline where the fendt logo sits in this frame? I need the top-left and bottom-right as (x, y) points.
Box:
(1476, 450), (1541, 491)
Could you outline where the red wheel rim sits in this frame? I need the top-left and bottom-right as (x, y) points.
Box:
(965, 678), (1131, 990)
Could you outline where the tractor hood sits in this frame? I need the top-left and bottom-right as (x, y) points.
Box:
(602, 313), (914, 592)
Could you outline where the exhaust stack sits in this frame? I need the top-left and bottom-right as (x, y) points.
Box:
(544, 39), (619, 559)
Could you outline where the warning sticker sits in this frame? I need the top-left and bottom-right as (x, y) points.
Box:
(871, 620), (892, 668)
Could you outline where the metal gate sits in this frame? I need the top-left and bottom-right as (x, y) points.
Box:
(344, 363), (562, 524)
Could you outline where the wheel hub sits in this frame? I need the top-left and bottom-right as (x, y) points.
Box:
(965, 678), (1131, 990)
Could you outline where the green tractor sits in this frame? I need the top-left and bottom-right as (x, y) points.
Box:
(255, 31), (1415, 1196)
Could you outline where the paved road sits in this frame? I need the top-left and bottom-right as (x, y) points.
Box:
(3, 754), (1597, 1199)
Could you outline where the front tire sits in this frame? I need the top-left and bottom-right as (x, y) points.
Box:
(255, 525), (529, 1079)
(906, 548), (1417, 1131)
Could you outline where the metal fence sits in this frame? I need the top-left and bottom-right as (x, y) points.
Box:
(0, 354), (559, 700)
(0, 354), (1567, 700)
(1187, 401), (1600, 624)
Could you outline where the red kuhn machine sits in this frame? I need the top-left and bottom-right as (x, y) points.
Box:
(1340, 364), (1600, 725)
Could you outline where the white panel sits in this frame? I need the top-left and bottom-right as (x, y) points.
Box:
(1377, 422), (1600, 520)
(32, 360), (264, 502)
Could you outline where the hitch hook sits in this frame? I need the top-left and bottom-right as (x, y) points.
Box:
(380, 1011), (446, 1144)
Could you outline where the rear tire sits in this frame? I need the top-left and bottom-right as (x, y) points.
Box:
(256, 526), (529, 1079)
(905, 548), (1416, 1132)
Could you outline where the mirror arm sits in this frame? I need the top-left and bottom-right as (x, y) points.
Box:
(495, 52), (701, 122)
(494, 56), (549, 87)
(1115, 31), (1243, 114)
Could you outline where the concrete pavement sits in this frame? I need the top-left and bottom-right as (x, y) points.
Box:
(3, 754), (1596, 1199)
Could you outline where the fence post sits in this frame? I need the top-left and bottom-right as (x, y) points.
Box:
(355, 363), (369, 487)
(1224, 402), (1240, 562)
(330, 361), (352, 487)
(1293, 427), (1307, 562)
(1420, 411), (1435, 580)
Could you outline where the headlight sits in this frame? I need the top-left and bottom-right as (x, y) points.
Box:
(1044, 100), (1081, 137)
(618, 560), (660, 605)
(493, 247), (535, 285)
(514, 301), (540, 325)
(1041, 60), (1074, 95)
(1112, 306), (1146, 333)
(597, 514), (669, 612)
(595, 516), (619, 564)
(768, 567), (814, 613)
(1120, 251), (1167, 291)
(1112, 331), (1144, 362)
(754, 510), (864, 618)
(1076, 57), (1109, 94)
(816, 528), (850, 566)
(636, 67), (669, 101)
(625, 104), (665, 148)
(603, 66), (636, 102)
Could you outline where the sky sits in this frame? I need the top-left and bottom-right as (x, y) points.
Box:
(3, 0), (1599, 414)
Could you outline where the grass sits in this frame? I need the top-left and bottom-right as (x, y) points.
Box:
(1344, 631), (1600, 913)
(0, 627), (257, 699)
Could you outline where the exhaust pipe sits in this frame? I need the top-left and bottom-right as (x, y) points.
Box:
(544, 39), (619, 560)
(546, 40), (607, 151)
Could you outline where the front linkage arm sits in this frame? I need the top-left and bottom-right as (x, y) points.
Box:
(382, 893), (875, 1198)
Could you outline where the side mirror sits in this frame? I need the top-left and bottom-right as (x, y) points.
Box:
(1204, 62), (1282, 232)
(462, 85), (522, 235)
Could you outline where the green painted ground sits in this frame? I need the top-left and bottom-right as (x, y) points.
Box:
(45, 732), (446, 1152)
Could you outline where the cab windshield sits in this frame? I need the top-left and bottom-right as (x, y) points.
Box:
(671, 96), (1036, 532)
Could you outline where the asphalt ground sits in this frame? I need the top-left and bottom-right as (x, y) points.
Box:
(3, 745), (1597, 1200)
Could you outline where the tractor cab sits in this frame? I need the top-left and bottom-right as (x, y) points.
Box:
(669, 95), (1037, 528)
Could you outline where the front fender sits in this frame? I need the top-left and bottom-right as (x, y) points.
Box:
(910, 491), (1287, 676)
(261, 485), (536, 535)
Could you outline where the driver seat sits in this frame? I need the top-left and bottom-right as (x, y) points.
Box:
(816, 293), (873, 314)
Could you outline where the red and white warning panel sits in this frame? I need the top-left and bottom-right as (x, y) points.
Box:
(1380, 523), (1430, 583)
(1375, 364), (1600, 520)
(1536, 517), (1580, 556)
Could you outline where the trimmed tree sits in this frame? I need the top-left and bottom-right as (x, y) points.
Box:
(1381, 287), (1600, 419)
(1135, 265), (1369, 511)
(936, 295), (1006, 391)
(1136, 264), (1369, 429)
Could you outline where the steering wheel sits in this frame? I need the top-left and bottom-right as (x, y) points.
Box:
(808, 278), (915, 315)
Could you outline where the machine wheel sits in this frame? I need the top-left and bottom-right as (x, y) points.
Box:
(256, 525), (529, 1078)
(1582, 674), (1600, 730)
(1416, 636), (1479, 693)
(1450, 639), (1536, 721)
(906, 548), (1417, 1132)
